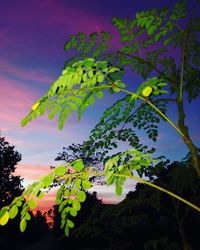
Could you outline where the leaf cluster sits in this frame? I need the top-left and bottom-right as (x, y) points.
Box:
(21, 58), (125, 130)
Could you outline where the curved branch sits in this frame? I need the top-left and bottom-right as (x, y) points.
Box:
(117, 51), (176, 84)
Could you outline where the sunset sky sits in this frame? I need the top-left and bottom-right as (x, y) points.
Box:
(1, 0), (199, 210)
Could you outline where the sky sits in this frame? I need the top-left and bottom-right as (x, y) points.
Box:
(1, 0), (199, 210)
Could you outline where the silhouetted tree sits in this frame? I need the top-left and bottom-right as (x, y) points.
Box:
(49, 192), (102, 249)
(118, 156), (200, 250)
(55, 141), (102, 167)
(0, 136), (23, 206)
(64, 155), (200, 250)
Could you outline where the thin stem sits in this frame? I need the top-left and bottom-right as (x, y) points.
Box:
(119, 87), (186, 139)
(56, 170), (200, 213)
(163, 17), (185, 33)
(179, 34), (187, 102)
(88, 171), (200, 213)
(117, 51), (176, 84)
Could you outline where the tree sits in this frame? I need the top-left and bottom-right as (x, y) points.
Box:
(55, 141), (102, 167)
(21, 1), (200, 175)
(1, 1), (200, 238)
(0, 136), (23, 205)
(118, 156), (200, 250)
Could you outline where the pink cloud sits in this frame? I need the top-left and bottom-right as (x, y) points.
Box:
(0, 75), (39, 132)
(36, 191), (56, 211)
(15, 163), (52, 180)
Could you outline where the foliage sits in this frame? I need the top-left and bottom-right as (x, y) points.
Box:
(0, 149), (160, 236)
(54, 141), (102, 167)
(63, 157), (199, 250)
(1, 0), (200, 239)
(61, 0), (200, 174)
(0, 136), (23, 205)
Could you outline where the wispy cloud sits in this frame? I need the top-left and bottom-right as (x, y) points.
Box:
(0, 58), (54, 84)
(15, 163), (52, 180)
(0, 75), (39, 132)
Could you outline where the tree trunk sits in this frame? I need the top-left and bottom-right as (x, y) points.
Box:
(173, 200), (193, 250)
(177, 98), (200, 176)
(179, 226), (193, 250)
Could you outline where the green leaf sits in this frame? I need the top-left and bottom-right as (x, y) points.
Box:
(164, 37), (173, 46)
(48, 110), (56, 120)
(21, 118), (27, 127)
(72, 159), (84, 171)
(64, 42), (71, 50)
(43, 174), (54, 187)
(64, 225), (70, 236)
(0, 207), (9, 218)
(68, 102), (77, 111)
(69, 208), (77, 217)
(16, 200), (23, 207)
(116, 185), (122, 196)
(37, 191), (44, 199)
(77, 190), (86, 202)
(0, 211), (9, 226)
(74, 178), (81, 189)
(64, 189), (70, 197)
(121, 35), (129, 43)
(106, 170), (114, 181)
(20, 218), (27, 232)
(67, 219), (74, 228)
(142, 86), (153, 97)
(9, 205), (18, 219)
(147, 25), (156, 36)
(25, 213), (31, 221)
(83, 58), (95, 67)
(72, 199), (81, 211)
(82, 180), (92, 189)
(97, 75), (104, 83)
(58, 200), (68, 213)
(86, 95), (95, 106)
(54, 166), (67, 176)
(96, 91), (104, 99)
(28, 199), (37, 209)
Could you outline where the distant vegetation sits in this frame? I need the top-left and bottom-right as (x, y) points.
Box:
(1, 1), (200, 249)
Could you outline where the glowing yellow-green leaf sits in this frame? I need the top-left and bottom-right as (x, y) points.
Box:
(116, 185), (122, 196)
(67, 219), (74, 228)
(96, 91), (104, 99)
(72, 199), (81, 211)
(77, 190), (86, 202)
(72, 159), (84, 171)
(20, 218), (27, 232)
(142, 86), (153, 97)
(28, 199), (37, 209)
(54, 166), (67, 176)
(9, 205), (18, 219)
(69, 208), (77, 217)
(25, 213), (31, 221)
(64, 225), (69, 236)
(97, 75), (104, 83)
(31, 102), (40, 111)
(0, 211), (9, 226)
(82, 180), (91, 189)
(37, 191), (44, 199)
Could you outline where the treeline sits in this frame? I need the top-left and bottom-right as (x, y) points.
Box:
(1, 136), (200, 250)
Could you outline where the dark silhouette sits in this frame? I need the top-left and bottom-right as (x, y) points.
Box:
(55, 141), (102, 167)
(1, 137), (199, 249)
(0, 136), (50, 249)
(0, 136), (23, 205)
(48, 155), (200, 250)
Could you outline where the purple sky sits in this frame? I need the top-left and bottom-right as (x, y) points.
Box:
(0, 0), (199, 209)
